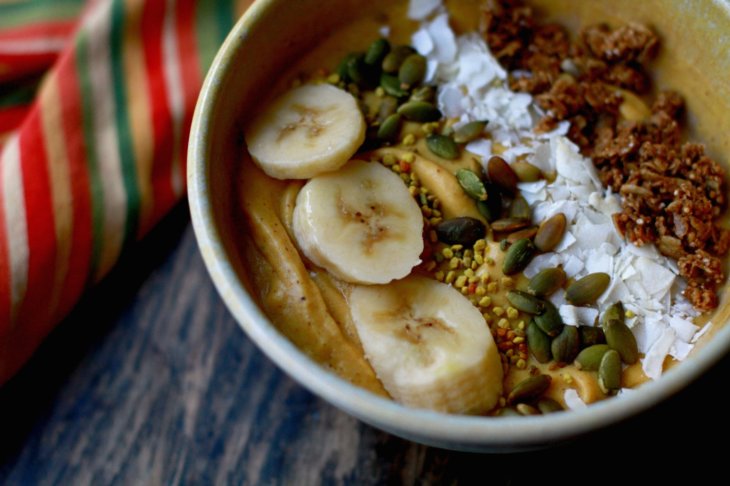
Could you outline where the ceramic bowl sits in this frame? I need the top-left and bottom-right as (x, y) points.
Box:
(188, 0), (730, 451)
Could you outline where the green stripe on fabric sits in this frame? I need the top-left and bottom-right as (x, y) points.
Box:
(109, 0), (140, 251)
(194, 0), (236, 75)
(75, 30), (104, 281)
(0, 0), (84, 29)
(0, 77), (42, 108)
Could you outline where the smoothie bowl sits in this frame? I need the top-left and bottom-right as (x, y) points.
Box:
(188, 0), (730, 450)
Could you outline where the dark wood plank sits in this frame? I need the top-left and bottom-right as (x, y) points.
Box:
(0, 203), (728, 485)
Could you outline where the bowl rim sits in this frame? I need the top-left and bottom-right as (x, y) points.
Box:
(188, 0), (730, 449)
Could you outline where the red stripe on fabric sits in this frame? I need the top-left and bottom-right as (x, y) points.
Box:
(141, 0), (174, 226)
(0, 146), (12, 337)
(0, 52), (59, 83)
(54, 48), (92, 321)
(17, 105), (57, 331)
(175, 0), (202, 194)
(0, 105), (30, 134)
(0, 20), (77, 42)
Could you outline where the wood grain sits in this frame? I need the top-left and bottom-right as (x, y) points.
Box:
(0, 203), (728, 485)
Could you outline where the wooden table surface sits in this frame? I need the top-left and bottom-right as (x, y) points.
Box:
(0, 203), (728, 485)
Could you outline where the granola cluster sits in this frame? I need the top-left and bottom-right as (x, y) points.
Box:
(482, 0), (728, 310)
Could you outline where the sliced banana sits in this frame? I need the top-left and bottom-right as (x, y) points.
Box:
(244, 83), (366, 179)
(349, 275), (503, 414)
(292, 160), (424, 284)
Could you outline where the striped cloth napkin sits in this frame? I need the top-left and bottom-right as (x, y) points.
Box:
(0, 0), (252, 384)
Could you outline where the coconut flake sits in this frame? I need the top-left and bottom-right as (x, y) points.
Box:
(426, 14), (457, 63)
(643, 327), (677, 380)
(691, 322), (713, 343)
(412, 28), (434, 55)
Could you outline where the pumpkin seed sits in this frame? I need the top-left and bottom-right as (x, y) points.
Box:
(598, 349), (622, 394)
(527, 320), (552, 363)
(347, 53), (377, 87)
(507, 374), (551, 405)
(506, 227), (538, 243)
(511, 160), (543, 182)
(565, 272), (610, 305)
(398, 54), (426, 87)
(516, 403), (541, 416)
(336, 53), (359, 82)
(377, 95), (399, 120)
(476, 186), (501, 222)
(507, 290), (546, 314)
(434, 217), (487, 246)
(377, 113), (402, 141)
(502, 238), (535, 275)
(508, 195), (531, 220)
(574, 344), (611, 371)
(579, 326), (606, 347)
(380, 73), (408, 98)
(456, 169), (488, 201)
(600, 302), (625, 328)
(409, 85), (435, 103)
(381, 45), (415, 73)
(495, 407), (521, 417)
(364, 38), (390, 66)
(487, 155), (518, 192)
(528, 267), (566, 297)
(537, 398), (564, 414)
(534, 213), (566, 252)
(453, 120), (488, 144)
(491, 218), (530, 233)
(551, 325), (580, 364)
(426, 134), (459, 159)
(534, 300), (564, 337)
(604, 318), (639, 365)
(397, 101), (442, 122)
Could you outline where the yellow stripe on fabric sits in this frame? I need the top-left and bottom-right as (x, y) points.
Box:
(84, 1), (127, 281)
(122, 0), (154, 237)
(1, 136), (28, 325)
(39, 73), (73, 318)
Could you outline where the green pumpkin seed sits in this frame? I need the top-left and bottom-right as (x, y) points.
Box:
(476, 190), (501, 222)
(579, 326), (606, 347)
(377, 95), (399, 121)
(456, 169), (488, 201)
(347, 54), (378, 87)
(409, 85), (435, 103)
(426, 134), (459, 159)
(434, 217), (487, 246)
(604, 318), (639, 365)
(527, 320), (552, 363)
(534, 300), (564, 337)
(382, 45), (415, 73)
(511, 160), (543, 182)
(508, 196), (531, 220)
(453, 120), (488, 144)
(364, 38), (390, 66)
(551, 325), (580, 364)
(337, 53), (359, 82)
(398, 53), (426, 87)
(574, 344), (611, 371)
(506, 227), (538, 243)
(600, 302), (625, 328)
(516, 403), (541, 416)
(537, 398), (564, 414)
(397, 101), (442, 122)
(491, 218), (531, 233)
(495, 407), (521, 417)
(502, 238), (535, 275)
(565, 272), (610, 306)
(380, 73), (408, 98)
(507, 374), (551, 405)
(377, 113), (402, 141)
(507, 290), (546, 314)
(534, 213), (566, 252)
(598, 349), (622, 394)
(528, 267), (567, 297)
(487, 156), (518, 193)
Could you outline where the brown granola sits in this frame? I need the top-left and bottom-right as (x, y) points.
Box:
(482, 0), (728, 310)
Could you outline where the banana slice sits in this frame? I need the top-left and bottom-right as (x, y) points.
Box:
(292, 159), (424, 284)
(350, 275), (503, 414)
(244, 83), (366, 179)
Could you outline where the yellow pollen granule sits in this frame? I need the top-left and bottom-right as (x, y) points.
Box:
(493, 306), (505, 316)
(451, 244), (463, 251)
(479, 296), (492, 307)
(475, 286), (486, 296)
(375, 86), (385, 97)
(501, 277), (514, 288)
(455, 276), (467, 288)
(445, 271), (456, 284)
(449, 257), (460, 269)
(506, 307), (519, 319)
(513, 336), (525, 344)
(435, 271), (445, 282)
(468, 275), (479, 284)
(464, 268), (474, 278)
(498, 318), (510, 328)
(382, 154), (397, 166)
(626, 310), (636, 318)
(487, 282), (498, 293)
(402, 134), (416, 145)
(402, 152), (415, 163)
(442, 248), (454, 259)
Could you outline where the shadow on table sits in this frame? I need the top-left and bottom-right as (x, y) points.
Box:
(0, 203), (190, 463)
